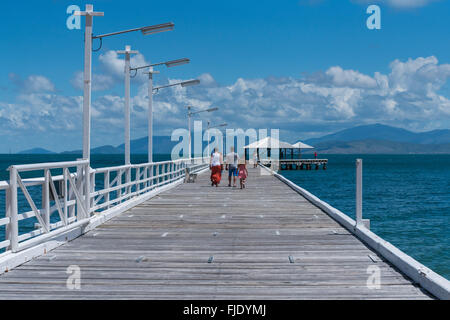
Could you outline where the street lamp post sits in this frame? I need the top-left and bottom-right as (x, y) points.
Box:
(147, 67), (155, 164)
(150, 79), (199, 163)
(75, 3), (174, 161)
(74, 4), (104, 161)
(118, 45), (138, 165)
(187, 106), (219, 161)
(207, 121), (227, 156)
(132, 58), (191, 163)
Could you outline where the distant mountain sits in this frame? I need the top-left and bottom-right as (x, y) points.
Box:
(116, 136), (178, 154)
(61, 145), (122, 155)
(19, 124), (450, 155)
(18, 148), (55, 154)
(305, 124), (450, 145)
(305, 139), (450, 154)
(59, 136), (179, 155)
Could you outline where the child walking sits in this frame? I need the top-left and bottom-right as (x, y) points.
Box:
(237, 160), (248, 189)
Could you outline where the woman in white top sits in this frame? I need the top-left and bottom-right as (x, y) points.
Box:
(210, 148), (223, 187)
(253, 151), (258, 168)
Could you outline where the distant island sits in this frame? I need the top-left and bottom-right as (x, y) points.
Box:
(18, 148), (57, 154)
(302, 124), (450, 154)
(18, 124), (450, 155)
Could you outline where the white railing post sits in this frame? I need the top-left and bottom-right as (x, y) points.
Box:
(165, 163), (168, 183)
(104, 170), (110, 209)
(117, 169), (122, 202)
(143, 166), (147, 190)
(356, 158), (363, 227)
(84, 163), (91, 218)
(126, 166), (131, 197)
(43, 169), (50, 231)
(136, 167), (141, 193)
(90, 170), (95, 209)
(7, 166), (18, 252)
(63, 168), (68, 222)
(75, 160), (83, 218)
(67, 168), (75, 219)
(149, 164), (153, 188)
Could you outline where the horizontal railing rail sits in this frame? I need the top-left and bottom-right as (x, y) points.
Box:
(0, 157), (208, 256)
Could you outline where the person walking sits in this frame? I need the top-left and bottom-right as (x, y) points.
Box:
(238, 159), (248, 189)
(210, 148), (223, 187)
(253, 151), (258, 168)
(226, 146), (239, 187)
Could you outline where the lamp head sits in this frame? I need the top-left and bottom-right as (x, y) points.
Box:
(141, 22), (174, 35)
(181, 79), (200, 87)
(165, 58), (190, 68)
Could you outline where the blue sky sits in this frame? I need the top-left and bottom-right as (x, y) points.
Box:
(0, 0), (449, 152)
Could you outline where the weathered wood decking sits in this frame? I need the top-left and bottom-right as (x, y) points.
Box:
(0, 168), (432, 299)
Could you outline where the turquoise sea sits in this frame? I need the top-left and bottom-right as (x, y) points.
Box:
(0, 154), (448, 280)
(281, 154), (449, 280)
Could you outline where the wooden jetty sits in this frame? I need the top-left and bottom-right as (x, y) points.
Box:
(0, 166), (443, 300)
(260, 159), (328, 171)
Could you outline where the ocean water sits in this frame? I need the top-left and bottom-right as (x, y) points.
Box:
(0, 154), (448, 280)
(280, 154), (449, 280)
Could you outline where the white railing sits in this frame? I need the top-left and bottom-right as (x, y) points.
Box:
(0, 157), (208, 255)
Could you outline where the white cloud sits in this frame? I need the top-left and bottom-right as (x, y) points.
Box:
(389, 56), (450, 94)
(98, 50), (149, 82)
(70, 50), (149, 92)
(325, 66), (378, 88)
(9, 74), (56, 93)
(24, 75), (56, 93)
(385, 0), (439, 8)
(1, 56), (450, 151)
(71, 71), (116, 92)
(353, 0), (441, 9)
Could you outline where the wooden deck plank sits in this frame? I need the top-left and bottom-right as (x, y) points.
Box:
(0, 167), (433, 299)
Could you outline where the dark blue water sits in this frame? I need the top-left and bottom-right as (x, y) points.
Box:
(0, 154), (448, 280)
(280, 154), (449, 280)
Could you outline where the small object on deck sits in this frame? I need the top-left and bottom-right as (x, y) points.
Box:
(288, 255), (295, 264)
(368, 254), (379, 263)
(161, 232), (168, 237)
(213, 232), (218, 237)
(184, 167), (198, 183)
(135, 256), (148, 263)
(208, 256), (214, 264)
(275, 230), (280, 235)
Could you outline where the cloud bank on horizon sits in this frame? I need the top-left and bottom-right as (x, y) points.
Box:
(0, 54), (449, 151)
(348, 0), (440, 9)
(302, 0), (442, 9)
